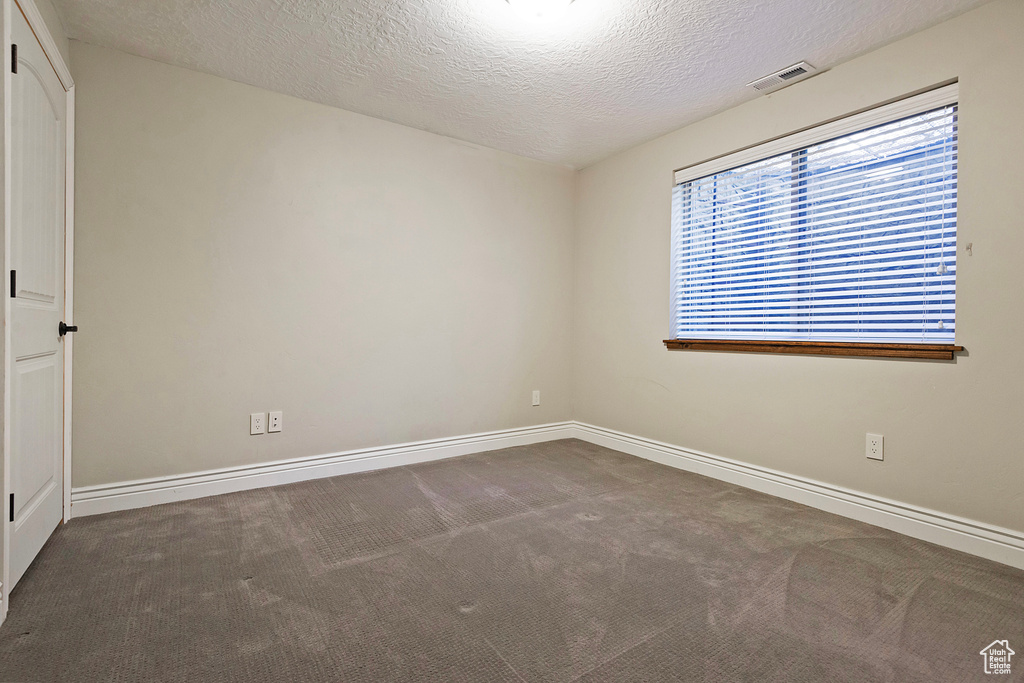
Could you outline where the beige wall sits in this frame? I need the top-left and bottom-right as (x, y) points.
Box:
(573, 0), (1024, 532)
(71, 41), (575, 487)
(71, 0), (1024, 535)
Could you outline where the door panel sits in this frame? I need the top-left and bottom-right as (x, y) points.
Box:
(9, 4), (67, 589)
(13, 357), (58, 519)
(13, 59), (59, 303)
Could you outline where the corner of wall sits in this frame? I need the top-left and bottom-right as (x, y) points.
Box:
(568, 166), (582, 423)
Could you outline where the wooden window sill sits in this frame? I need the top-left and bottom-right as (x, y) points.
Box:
(663, 339), (964, 360)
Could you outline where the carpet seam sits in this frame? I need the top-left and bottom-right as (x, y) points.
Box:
(483, 636), (530, 683)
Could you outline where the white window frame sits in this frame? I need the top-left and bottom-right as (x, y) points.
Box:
(666, 83), (963, 361)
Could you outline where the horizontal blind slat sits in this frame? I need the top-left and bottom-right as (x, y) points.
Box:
(677, 190), (956, 245)
(675, 222), (957, 267)
(684, 151), (956, 216)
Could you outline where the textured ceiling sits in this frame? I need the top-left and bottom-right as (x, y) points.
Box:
(53, 0), (989, 167)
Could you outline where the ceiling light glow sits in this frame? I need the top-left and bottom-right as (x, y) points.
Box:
(506, 0), (573, 23)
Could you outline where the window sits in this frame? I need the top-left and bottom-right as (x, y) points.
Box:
(667, 84), (962, 360)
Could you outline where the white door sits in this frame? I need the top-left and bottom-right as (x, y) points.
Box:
(9, 4), (67, 589)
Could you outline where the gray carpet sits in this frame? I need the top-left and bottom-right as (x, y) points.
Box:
(0, 439), (1021, 682)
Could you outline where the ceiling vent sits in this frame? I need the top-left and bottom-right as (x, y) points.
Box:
(746, 62), (817, 94)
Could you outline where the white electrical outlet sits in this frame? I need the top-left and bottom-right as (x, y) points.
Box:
(268, 411), (283, 433)
(532, 390), (540, 407)
(250, 412), (266, 435)
(866, 433), (884, 460)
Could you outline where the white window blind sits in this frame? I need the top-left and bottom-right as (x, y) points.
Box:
(671, 85), (958, 344)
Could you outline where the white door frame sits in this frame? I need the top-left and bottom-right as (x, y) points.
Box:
(1, 0), (74, 622)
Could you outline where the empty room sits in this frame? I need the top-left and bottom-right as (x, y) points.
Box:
(0, 0), (1022, 680)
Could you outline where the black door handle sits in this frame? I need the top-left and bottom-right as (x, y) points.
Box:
(59, 321), (78, 337)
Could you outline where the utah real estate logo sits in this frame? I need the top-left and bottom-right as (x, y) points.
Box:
(980, 640), (1014, 675)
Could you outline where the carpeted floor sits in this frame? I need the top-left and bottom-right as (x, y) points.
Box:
(0, 439), (1021, 682)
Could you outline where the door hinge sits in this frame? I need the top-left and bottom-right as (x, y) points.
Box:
(8, 494), (12, 522)
(9, 270), (15, 298)
(11, 44), (16, 74)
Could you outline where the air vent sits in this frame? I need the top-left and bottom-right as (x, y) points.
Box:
(747, 62), (817, 93)
(777, 66), (807, 80)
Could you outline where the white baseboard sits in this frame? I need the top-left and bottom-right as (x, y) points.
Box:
(571, 422), (1024, 571)
(70, 421), (575, 518)
(70, 418), (1024, 572)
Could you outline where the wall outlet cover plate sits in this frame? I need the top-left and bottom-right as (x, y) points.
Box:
(250, 412), (266, 435)
(866, 433), (884, 460)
